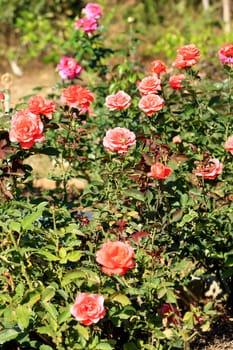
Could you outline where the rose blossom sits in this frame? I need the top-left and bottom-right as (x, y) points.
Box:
(61, 84), (94, 109)
(75, 17), (98, 34)
(224, 135), (233, 154)
(172, 135), (182, 144)
(161, 304), (180, 325)
(138, 94), (165, 115)
(105, 91), (131, 110)
(149, 59), (167, 76)
(137, 76), (162, 96)
(9, 109), (44, 149)
(169, 74), (186, 90)
(194, 158), (223, 180)
(103, 127), (136, 153)
(28, 96), (57, 120)
(57, 56), (83, 80)
(83, 3), (102, 19)
(70, 293), (106, 326)
(147, 162), (172, 180)
(219, 43), (233, 64)
(96, 240), (135, 275)
(173, 44), (200, 69)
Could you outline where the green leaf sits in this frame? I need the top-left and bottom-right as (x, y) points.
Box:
(9, 221), (21, 232)
(66, 250), (83, 262)
(36, 250), (59, 262)
(0, 328), (20, 344)
(16, 305), (30, 330)
(95, 343), (114, 350)
(58, 307), (71, 324)
(76, 324), (89, 341)
(123, 189), (145, 201)
(112, 294), (131, 306)
(41, 302), (58, 320)
(41, 286), (56, 303)
(21, 202), (47, 230)
(61, 270), (87, 286)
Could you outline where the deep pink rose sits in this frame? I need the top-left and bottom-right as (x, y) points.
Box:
(162, 304), (180, 325)
(57, 56), (83, 80)
(147, 162), (172, 180)
(70, 293), (106, 326)
(96, 240), (135, 275)
(137, 76), (161, 96)
(138, 94), (165, 115)
(61, 85), (94, 109)
(105, 91), (131, 110)
(169, 74), (186, 90)
(149, 59), (167, 76)
(75, 17), (98, 34)
(28, 96), (57, 120)
(194, 158), (223, 180)
(219, 43), (233, 64)
(224, 135), (233, 154)
(9, 109), (44, 149)
(103, 127), (136, 153)
(83, 3), (102, 19)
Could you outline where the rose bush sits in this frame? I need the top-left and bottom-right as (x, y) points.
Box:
(0, 3), (233, 350)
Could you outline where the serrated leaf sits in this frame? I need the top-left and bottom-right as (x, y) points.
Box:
(0, 328), (19, 344)
(123, 189), (145, 201)
(112, 294), (131, 306)
(76, 324), (89, 340)
(41, 286), (56, 303)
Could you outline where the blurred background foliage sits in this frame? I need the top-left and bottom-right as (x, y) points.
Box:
(0, 0), (233, 73)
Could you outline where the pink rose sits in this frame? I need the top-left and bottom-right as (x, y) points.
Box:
(61, 85), (94, 109)
(83, 3), (102, 19)
(149, 59), (167, 76)
(70, 293), (106, 326)
(138, 94), (165, 115)
(173, 44), (200, 69)
(172, 135), (182, 144)
(105, 91), (131, 110)
(9, 109), (44, 149)
(169, 74), (186, 90)
(219, 43), (233, 64)
(28, 96), (57, 120)
(75, 17), (98, 34)
(57, 56), (83, 80)
(96, 240), (135, 275)
(147, 162), (172, 180)
(137, 76), (162, 96)
(224, 135), (233, 154)
(194, 158), (223, 180)
(103, 127), (136, 153)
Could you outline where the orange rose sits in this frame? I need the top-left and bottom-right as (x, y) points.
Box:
(169, 74), (185, 90)
(103, 127), (136, 153)
(9, 109), (44, 149)
(149, 59), (167, 76)
(70, 293), (106, 326)
(137, 76), (161, 96)
(194, 158), (223, 180)
(224, 135), (233, 154)
(96, 240), (135, 275)
(61, 84), (94, 109)
(138, 94), (165, 116)
(28, 95), (57, 120)
(105, 90), (131, 110)
(147, 162), (172, 180)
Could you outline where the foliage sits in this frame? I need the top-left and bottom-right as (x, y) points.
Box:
(0, 3), (233, 350)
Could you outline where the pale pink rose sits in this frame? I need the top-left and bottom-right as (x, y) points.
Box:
(224, 135), (233, 154)
(105, 91), (131, 110)
(83, 3), (102, 19)
(138, 94), (165, 115)
(219, 43), (233, 64)
(137, 76), (161, 96)
(75, 17), (98, 34)
(57, 56), (83, 80)
(194, 158), (223, 180)
(28, 96), (57, 120)
(96, 240), (135, 275)
(169, 74), (186, 90)
(172, 135), (182, 144)
(103, 127), (136, 153)
(9, 109), (44, 149)
(70, 293), (106, 326)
